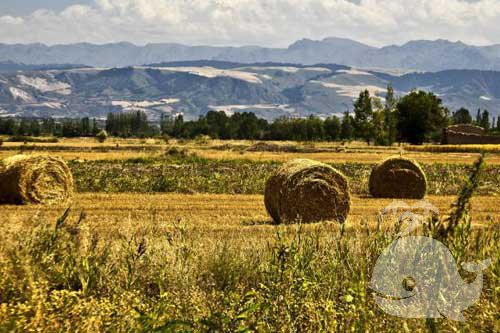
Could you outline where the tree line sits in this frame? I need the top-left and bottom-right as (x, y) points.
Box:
(162, 87), (499, 144)
(0, 88), (499, 145)
(0, 112), (159, 138)
(0, 117), (100, 138)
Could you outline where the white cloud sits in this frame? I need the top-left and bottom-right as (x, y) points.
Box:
(0, 0), (499, 47)
(0, 15), (24, 25)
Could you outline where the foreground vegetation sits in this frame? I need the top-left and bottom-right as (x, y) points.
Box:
(0, 196), (498, 332)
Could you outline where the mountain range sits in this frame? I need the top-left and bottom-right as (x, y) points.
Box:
(1, 61), (498, 121)
(1, 37), (500, 72)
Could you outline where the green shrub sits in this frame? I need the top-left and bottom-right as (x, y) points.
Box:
(96, 130), (108, 143)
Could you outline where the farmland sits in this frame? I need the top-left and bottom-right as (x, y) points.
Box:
(0, 138), (499, 332)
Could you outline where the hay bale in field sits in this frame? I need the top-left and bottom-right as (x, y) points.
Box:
(0, 155), (73, 205)
(264, 159), (350, 224)
(369, 157), (426, 199)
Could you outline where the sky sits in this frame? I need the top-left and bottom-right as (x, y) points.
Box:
(0, 0), (499, 47)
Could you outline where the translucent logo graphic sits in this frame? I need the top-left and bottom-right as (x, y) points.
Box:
(370, 201), (491, 321)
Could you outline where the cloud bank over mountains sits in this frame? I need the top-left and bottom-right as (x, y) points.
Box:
(0, 0), (500, 47)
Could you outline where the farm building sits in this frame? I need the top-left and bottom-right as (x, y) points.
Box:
(442, 124), (500, 144)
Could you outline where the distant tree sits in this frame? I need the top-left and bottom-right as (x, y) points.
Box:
(105, 111), (153, 137)
(29, 120), (41, 137)
(0, 119), (16, 135)
(206, 111), (230, 139)
(172, 114), (184, 137)
(340, 112), (354, 141)
(452, 108), (472, 125)
(268, 117), (293, 140)
(5, 119), (17, 135)
(479, 110), (490, 130)
(475, 109), (481, 124)
(324, 116), (341, 141)
(233, 112), (264, 140)
(160, 114), (175, 136)
(41, 119), (56, 136)
(384, 84), (398, 145)
(105, 113), (115, 135)
(353, 90), (375, 143)
(372, 109), (388, 145)
(61, 120), (79, 137)
(396, 90), (449, 144)
(92, 118), (100, 135)
(385, 84), (397, 110)
(18, 119), (30, 136)
(303, 116), (324, 140)
(80, 117), (91, 136)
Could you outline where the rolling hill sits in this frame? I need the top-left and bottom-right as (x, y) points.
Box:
(0, 62), (499, 121)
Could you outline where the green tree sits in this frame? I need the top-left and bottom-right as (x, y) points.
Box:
(452, 108), (472, 125)
(353, 90), (375, 144)
(0, 119), (17, 135)
(372, 110), (388, 145)
(479, 110), (490, 130)
(396, 90), (449, 144)
(305, 115), (324, 140)
(18, 119), (30, 136)
(206, 111), (230, 139)
(383, 84), (398, 145)
(475, 109), (481, 124)
(233, 112), (263, 140)
(324, 116), (341, 141)
(81, 117), (91, 136)
(340, 112), (354, 141)
(41, 119), (56, 136)
(29, 120), (41, 137)
(172, 114), (184, 137)
(92, 119), (100, 136)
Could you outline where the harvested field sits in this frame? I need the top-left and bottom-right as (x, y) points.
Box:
(1, 193), (498, 232)
(2, 138), (500, 164)
(0, 138), (498, 332)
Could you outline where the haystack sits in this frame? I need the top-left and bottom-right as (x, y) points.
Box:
(264, 159), (350, 224)
(0, 155), (73, 205)
(369, 157), (426, 199)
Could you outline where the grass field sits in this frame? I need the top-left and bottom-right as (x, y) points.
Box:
(0, 138), (499, 332)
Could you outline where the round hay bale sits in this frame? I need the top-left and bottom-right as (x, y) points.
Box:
(264, 159), (350, 224)
(369, 157), (427, 199)
(0, 155), (73, 205)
